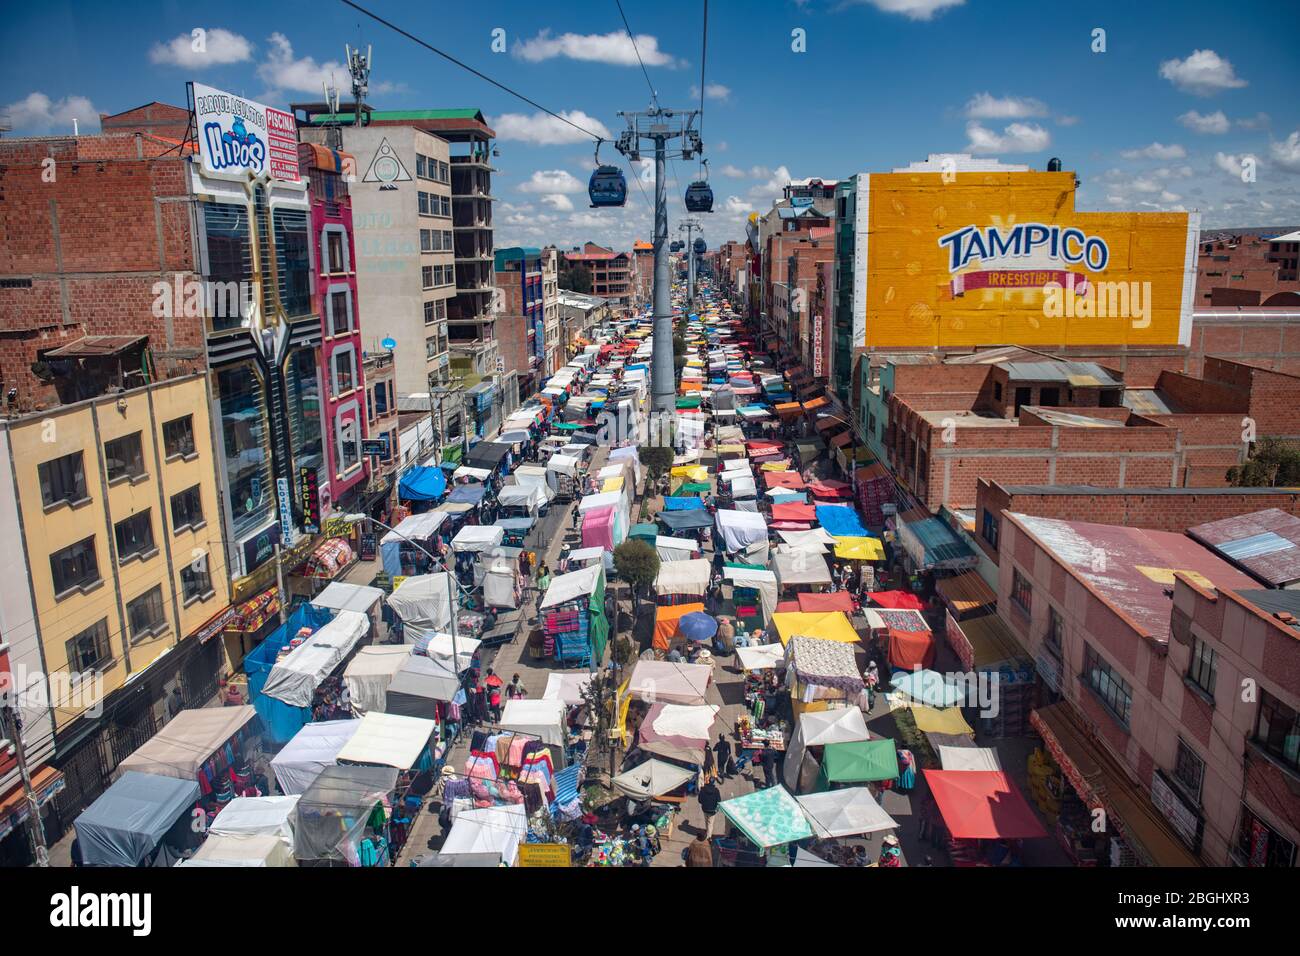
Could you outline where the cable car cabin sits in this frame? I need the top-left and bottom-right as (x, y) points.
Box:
(693, 238), (707, 255)
(588, 165), (627, 207)
(670, 240), (683, 252)
(684, 180), (714, 213)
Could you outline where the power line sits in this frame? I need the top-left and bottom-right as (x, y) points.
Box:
(337, 0), (603, 143)
(698, 0), (709, 154)
(614, 0), (659, 108)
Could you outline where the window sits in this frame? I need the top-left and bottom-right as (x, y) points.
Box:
(328, 288), (353, 336)
(162, 416), (196, 460)
(1236, 805), (1297, 868)
(181, 557), (213, 602)
(1046, 606), (1064, 656)
(113, 510), (155, 563)
(170, 485), (204, 532)
(38, 451), (88, 508)
(1254, 689), (1300, 773)
(1188, 638), (1218, 699)
(1011, 568), (1032, 615)
(215, 362), (273, 539)
(420, 229), (433, 253)
(65, 619), (110, 673)
(126, 585), (167, 642)
(332, 347), (357, 396)
(1083, 643), (1132, 727)
(203, 202), (252, 332)
(1172, 739), (1205, 803)
(50, 536), (100, 596)
(273, 207), (312, 318)
(323, 228), (348, 274)
(981, 509), (1000, 549)
(416, 154), (427, 178)
(104, 432), (145, 482)
(336, 404), (361, 474)
(287, 348), (324, 476)
(422, 266), (434, 289)
(424, 300), (436, 325)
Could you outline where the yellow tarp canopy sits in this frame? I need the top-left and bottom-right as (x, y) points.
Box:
(834, 537), (886, 561)
(671, 465), (710, 481)
(772, 611), (861, 646)
(716, 444), (745, 456)
(909, 705), (975, 736)
(602, 477), (625, 493)
(760, 461), (792, 472)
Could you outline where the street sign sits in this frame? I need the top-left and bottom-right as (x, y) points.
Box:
(382, 337), (397, 350)
(517, 843), (571, 867)
(361, 438), (388, 457)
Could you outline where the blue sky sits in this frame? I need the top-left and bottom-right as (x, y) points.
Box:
(3, 0), (1298, 249)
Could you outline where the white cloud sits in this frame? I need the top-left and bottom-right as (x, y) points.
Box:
(540, 193), (574, 212)
(1236, 112), (1271, 130)
(258, 33), (349, 94)
(492, 110), (612, 145)
(1056, 115), (1080, 127)
(1159, 49), (1248, 96)
(1214, 151), (1258, 180)
(513, 30), (682, 68)
(1177, 110), (1230, 134)
(517, 169), (586, 194)
(723, 195), (753, 214)
(963, 92), (1048, 120)
(4, 92), (99, 134)
(719, 164), (748, 178)
(150, 28), (251, 68)
(720, 164), (774, 180)
(748, 165), (793, 201)
(1271, 131), (1300, 174)
(1120, 142), (1187, 160)
(844, 0), (966, 21)
(689, 83), (731, 102)
(965, 121), (1050, 154)
(1159, 190), (1182, 203)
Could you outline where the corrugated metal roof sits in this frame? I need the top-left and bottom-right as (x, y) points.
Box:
(1187, 508), (1300, 586)
(1122, 388), (1182, 416)
(996, 361), (1121, 387)
(1024, 407), (1124, 428)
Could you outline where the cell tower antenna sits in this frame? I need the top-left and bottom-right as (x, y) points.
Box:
(345, 43), (373, 126)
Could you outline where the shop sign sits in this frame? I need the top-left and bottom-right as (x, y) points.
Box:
(276, 477), (294, 545)
(1150, 769), (1202, 851)
(361, 438), (388, 457)
(300, 467), (321, 534)
(812, 312), (824, 378)
(242, 523), (281, 574)
(517, 843), (571, 867)
(1035, 650), (1062, 694)
(191, 82), (298, 181)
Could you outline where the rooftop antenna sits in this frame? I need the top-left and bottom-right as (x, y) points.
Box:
(321, 76), (343, 149)
(345, 43), (373, 127)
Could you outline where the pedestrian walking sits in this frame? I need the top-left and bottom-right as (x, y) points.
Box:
(684, 832), (713, 867)
(698, 778), (722, 838)
(702, 742), (717, 783)
(760, 745), (779, 788)
(713, 734), (733, 780)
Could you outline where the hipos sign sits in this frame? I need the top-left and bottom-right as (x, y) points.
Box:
(191, 82), (299, 181)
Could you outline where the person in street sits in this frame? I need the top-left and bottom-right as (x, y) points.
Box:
(684, 832), (713, 867)
(488, 681), (502, 722)
(760, 745), (779, 788)
(702, 741), (717, 783)
(506, 673), (525, 700)
(879, 833), (903, 867)
(558, 545), (571, 574)
(713, 733), (733, 780)
(865, 660), (880, 711)
(167, 686), (184, 720)
(698, 777), (722, 837)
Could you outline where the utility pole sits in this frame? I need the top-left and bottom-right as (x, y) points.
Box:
(0, 704), (49, 867)
(678, 218), (703, 311)
(615, 109), (701, 417)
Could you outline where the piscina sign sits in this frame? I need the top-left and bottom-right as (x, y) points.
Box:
(191, 82), (299, 181)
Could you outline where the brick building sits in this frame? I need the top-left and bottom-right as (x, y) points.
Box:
(564, 242), (632, 307)
(493, 246), (544, 398)
(631, 239), (653, 308)
(1197, 229), (1300, 307)
(97, 101), (191, 142)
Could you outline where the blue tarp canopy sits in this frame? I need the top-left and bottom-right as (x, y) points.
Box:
(399, 466), (447, 502)
(244, 603), (333, 743)
(657, 510), (715, 532)
(75, 771), (201, 867)
(662, 496), (706, 511)
(770, 491), (808, 504)
(448, 483), (487, 505)
(816, 505), (870, 538)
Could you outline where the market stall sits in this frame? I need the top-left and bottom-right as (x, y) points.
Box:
(783, 706), (871, 792)
(715, 509), (769, 564)
(654, 558), (711, 603)
(438, 803), (529, 866)
(610, 759), (695, 800)
(718, 785), (813, 857)
(261, 610), (371, 714)
(386, 573), (453, 645)
(207, 794), (299, 852)
(817, 739), (900, 789)
(773, 552), (833, 594)
(181, 832), (296, 867)
(118, 705), (259, 784)
(627, 660), (714, 706)
(294, 764), (400, 866)
(311, 581), (386, 634)
(270, 720), (362, 795)
(771, 611), (861, 646)
(343, 645), (412, 716)
(783, 634), (866, 721)
(795, 788), (898, 839)
(337, 711), (438, 771)
(637, 702), (718, 765)
(922, 769), (1048, 864)
(536, 563), (610, 667)
(74, 771), (202, 867)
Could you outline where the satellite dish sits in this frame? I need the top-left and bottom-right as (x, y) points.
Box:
(381, 337), (397, 350)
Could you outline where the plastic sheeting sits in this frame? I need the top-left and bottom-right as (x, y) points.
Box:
(499, 698), (567, 747)
(270, 720), (362, 795)
(498, 484), (546, 512)
(295, 765), (399, 864)
(343, 646), (411, 715)
(540, 563), (601, 610)
(440, 804), (528, 866)
(385, 653), (458, 715)
(75, 771), (201, 866)
(398, 465), (448, 501)
(452, 524), (505, 553)
(542, 672), (592, 705)
(627, 660), (713, 706)
(181, 833), (296, 867)
(312, 582), (385, 616)
(262, 611), (370, 708)
(715, 509), (768, 553)
(655, 558), (710, 597)
(387, 573), (453, 643)
(656, 535), (698, 561)
(118, 706), (258, 781)
(796, 788), (898, 838)
(773, 552), (832, 589)
(481, 555), (520, 609)
(336, 711), (436, 770)
(209, 795), (300, 852)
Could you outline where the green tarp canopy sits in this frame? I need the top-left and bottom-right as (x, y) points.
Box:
(673, 482), (711, 495)
(719, 785), (812, 849)
(676, 397), (703, 409)
(725, 561), (766, 572)
(441, 445), (464, 464)
(818, 739), (899, 788)
(588, 567), (609, 663)
(554, 422), (583, 431)
(629, 523), (658, 542)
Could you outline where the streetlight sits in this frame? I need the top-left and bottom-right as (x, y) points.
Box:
(341, 513), (470, 688)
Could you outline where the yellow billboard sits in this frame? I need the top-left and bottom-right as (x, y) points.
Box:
(861, 171), (1196, 348)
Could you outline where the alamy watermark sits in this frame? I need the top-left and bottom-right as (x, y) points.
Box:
(1, 664), (105, 719)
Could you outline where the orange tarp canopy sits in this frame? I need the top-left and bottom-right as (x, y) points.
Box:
(802, 396), (830, 413)
(764, 471), (806, 490)
(888, 629), (936, 670)
(653, 602), (707, 650)
(797, 591), (854, 613)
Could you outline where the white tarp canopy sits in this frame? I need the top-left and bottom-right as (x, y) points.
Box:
(656, 535), (697, 561)
(498, 484), (546, 511)
(723, 474), (758, 498)
(655, 558), (710, 597)
(716, 509), (768, 553)
(939, 746), (1003, 771)
(336, 711), (436, 770)
(784, 707), (872, 791)
(453, 465), (493, 482)
(312, 582), (385, 616)
(540, 563), (602, 610)
(209, 795), (299, 851)
(181, 833), (297, 867)
(721, 458), (752, 475)
(611, 759), (696, 799)
(735, 642), (786, 671)
(796, 788), (899, 838)
(512, 465), (556, 502)
(481, 555), (519, 609)
(628, 660), (713, 706)
(578, 491), (622, 514)
(270, 720), (361, 795)
(499, 698), (567, 747)
(117, 705), (258, 781)
(774, 551), (832, 589)
(452, 525), (506, 553)
(722, 566), (779, 625)
(381, 511), (447, 546)
(650, 703), (719, 740)
(777, 528), (838, 553)
(385, 653), (458, 714)
(261, 610), (370, 708)
(423, 632), (481, 673)
(547, 454), (580, 478)
(387, 573), (453, 642)
(343, 645), (411, 715)
(543, 672), (592, 705)
(440, 804), (528, 866)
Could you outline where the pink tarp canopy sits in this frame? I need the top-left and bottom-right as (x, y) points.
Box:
(809, 480), (853, 499)
(870, 590), (928, 611)
(582, 505), (616, 551)
(772, 502), (817, 522)
(798, 591), (855, 613)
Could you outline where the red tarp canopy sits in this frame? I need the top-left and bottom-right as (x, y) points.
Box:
(809, 480), (852, 498)
(871, 590), (928, 611)
(923, 770), (1048, 840)
(746, 440), (783, 453)
(888, 629), (936, 670)
(769, 521), (813, 531)
(764, 472), (806, 490)
(798, 591), (854, 613)
(775, 600), (802, 613)
(772, 502), (816, 522)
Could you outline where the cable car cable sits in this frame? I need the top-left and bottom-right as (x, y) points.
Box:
(614, 0), (660, 108)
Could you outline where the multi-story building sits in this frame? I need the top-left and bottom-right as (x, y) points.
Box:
(541, 247), (561, 374)
(833, 175), (869, 403)
(557, 291), (610, 358)
(1197, 229), (1300, 307)
(494, 247), (544, 400)
(996, 510), (1299, 866)
(632, 240), (654, 308)
(361, 348), (400, 518)
(298, 141), (370, 520)
(565, 243), (632, 308)
(0, 374), (229, 857)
